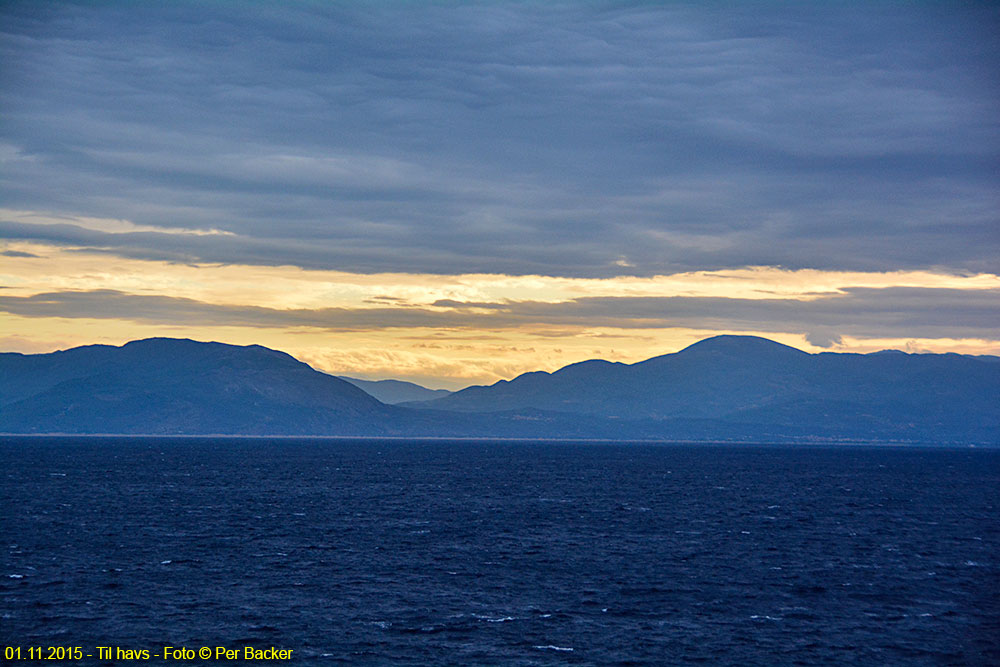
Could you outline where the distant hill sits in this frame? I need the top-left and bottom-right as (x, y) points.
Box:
(403, 335), (1000, 443)
(338, 376), (452, 404)
(1, 336), (997, 443)
(0, 338), (403, 435)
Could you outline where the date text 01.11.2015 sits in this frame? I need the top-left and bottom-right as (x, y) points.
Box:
(3, 646), (295, 661)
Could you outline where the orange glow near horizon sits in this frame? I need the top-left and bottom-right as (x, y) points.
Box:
(3, 239), (998, 389)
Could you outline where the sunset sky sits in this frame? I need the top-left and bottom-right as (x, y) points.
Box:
(2, 2), (998, 389)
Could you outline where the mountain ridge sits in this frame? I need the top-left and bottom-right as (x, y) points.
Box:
(1, 335), (997, 443)
(337, 376), (452, 404)
(1, 338), (398, 435)
(402, 335), (999, 440)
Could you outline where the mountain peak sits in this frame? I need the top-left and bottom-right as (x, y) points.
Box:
(120, 337), (300, 364)
(0, 337), (392, 435)
(677, 335), (807, 356)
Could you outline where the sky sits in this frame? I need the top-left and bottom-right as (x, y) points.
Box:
(1, 1), (998, 389)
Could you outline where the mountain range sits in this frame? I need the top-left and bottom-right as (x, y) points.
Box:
(2, 336), (997, 443)
(337, 376), (451, 404)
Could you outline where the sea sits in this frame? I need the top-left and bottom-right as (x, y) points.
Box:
(1, 437), (998, 665)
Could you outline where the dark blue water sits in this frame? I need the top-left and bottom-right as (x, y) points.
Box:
(2, 438), (998, 665)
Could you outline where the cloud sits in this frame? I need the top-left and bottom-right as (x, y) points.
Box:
(805, 331), (843, 349)
(2, 287), (997, 343)
(1, 2), (997, 277)
(0, 289), (482, 331)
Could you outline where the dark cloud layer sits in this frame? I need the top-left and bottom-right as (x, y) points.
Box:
(2, 2), (998, 277)
(3, 287), (997, 346)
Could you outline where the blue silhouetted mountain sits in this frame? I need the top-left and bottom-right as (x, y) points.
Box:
(403, 335), (1000, 442)
(0, 338), (402, 435)
(404, 336), (811, 418)
(337, 376), (452, 404)
(2, 335), (997, 442)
